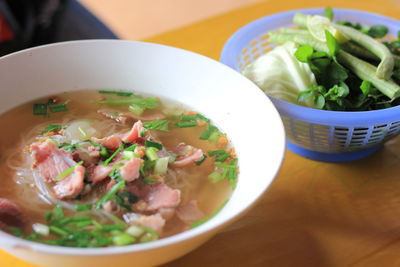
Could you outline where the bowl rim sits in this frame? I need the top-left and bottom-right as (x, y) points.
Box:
(220, 7), (400, 117)
(0, 39), (286, 255)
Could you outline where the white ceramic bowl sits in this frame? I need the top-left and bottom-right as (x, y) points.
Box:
(0, 40), (285, 267)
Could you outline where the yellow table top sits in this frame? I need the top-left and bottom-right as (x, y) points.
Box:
(2, 0), (400, 266)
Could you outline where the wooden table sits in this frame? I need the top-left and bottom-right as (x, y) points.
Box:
(2, 0), (400, 266)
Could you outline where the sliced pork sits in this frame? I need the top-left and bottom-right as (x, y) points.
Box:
(53, 165), (85, 199)
(91, 135), (122, 151)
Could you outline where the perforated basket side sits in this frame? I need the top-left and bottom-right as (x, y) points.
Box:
(221, 8), (400, 157)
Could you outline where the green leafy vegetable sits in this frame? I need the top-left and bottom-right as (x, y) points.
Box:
(144, 140), (163, 150)
(98, 90), (134, 96)
(143, 120), (169, 131)
(49, 103), (68, 113)
(323, 7), (333, 21)
(367, 25), (389, 38)
(325, 30), (339, 56)
(33, 104), (47, 116)
(294, 45), (314, 62)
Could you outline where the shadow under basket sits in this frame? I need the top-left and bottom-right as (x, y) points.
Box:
(220, 7), (400, 162)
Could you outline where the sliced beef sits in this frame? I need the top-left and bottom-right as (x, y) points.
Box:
(53, 165), (85, 199)
(0, 198), (26, 229)
(173, 148), (204, 167)
(122, 120), (144, 143)
(133, 213), (166, 233)
(130, 182), (181, 212)
(30, 141), (85, 199)
(88, 164), (113, 184)
(91, 135), (122, 151)
(120, 158), (142, 182)
(176, 200), (205, 224)
(30, 141), (76, 182)
(123, 213), (166, 233)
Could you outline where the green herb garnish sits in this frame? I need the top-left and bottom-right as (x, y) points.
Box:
(98, 90), (134, 97)
(42, 124), (64, 134)
(142, 120), (169, 131)
(103, 144), (123, 166)
(49, 103), (68, 113)
(54, 161), (84, 181)
(144, 140), (163, 150)
(33, 104), (47, 116)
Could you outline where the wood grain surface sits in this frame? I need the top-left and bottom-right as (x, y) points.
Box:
(1, 0), (400, 266)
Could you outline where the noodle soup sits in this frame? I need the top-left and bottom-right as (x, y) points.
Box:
(0, 90), (238, 247)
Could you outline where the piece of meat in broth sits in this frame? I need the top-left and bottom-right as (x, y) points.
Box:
(120, 158), (142, 182)
(30, 141), (76, 182)
(88, 164), (113, 184)
(176, 200), (205, 224)
(129, 182), (181, 212)
(123, 213), (166, 233)
(0, 198), (26, 229)
(53, 164), (85, 199)
(122, 120), (144, 143)
(91, 135), (122, 151)
(30, 141), (85, 199)
(173, 145), (204, 167)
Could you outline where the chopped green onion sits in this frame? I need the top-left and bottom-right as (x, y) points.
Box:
(95, 180), (126, 209)
(98, 90), (134, 97)
(126, 225), (144, 237)
(42, 124), (64, 134)
(54, 161), (84, 181)
(49, 226), (68, 237)
(103, 144), (124, 166)
(214, 163), (238, 169)
(180, 115), (197, 121)
(195, 113), (210, 122)
(124, 143), (138, 152)
(154, 157), (169, 175)
(128, 104), (144, 115)
(94, 97), (160, 109)
(139, 232), (158, 243)
(144, 140), (163, 150)
(49, 103), (68, 113)
(112, 233), (135, 246)
(33, 103), (47, 116)
(59, 216), (92, 226)
(109, 168), (123, 181)
(101, 224), (126, 231)
(123, 151), (138, 160)
(75, 204), (92, 212)
(145, 147), (159, 161)
(143, 177), (157, 184)
(175, 121), (198, 128)
(208, 131), (222, 143)
(74, 221), (93, 228)
(59, 142), (79, 152)
(208, 171), (224, 183)
(208, 150), (226, 157)
(142, 120), (169, 131)
(200, 125), (217, 140)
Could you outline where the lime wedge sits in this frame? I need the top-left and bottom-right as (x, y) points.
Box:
(306, 15), (349, 43)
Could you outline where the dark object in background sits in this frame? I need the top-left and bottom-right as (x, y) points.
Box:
(0, 0), (117, 57)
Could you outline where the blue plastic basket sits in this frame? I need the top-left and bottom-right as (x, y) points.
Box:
(221, 8), (400, 162)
